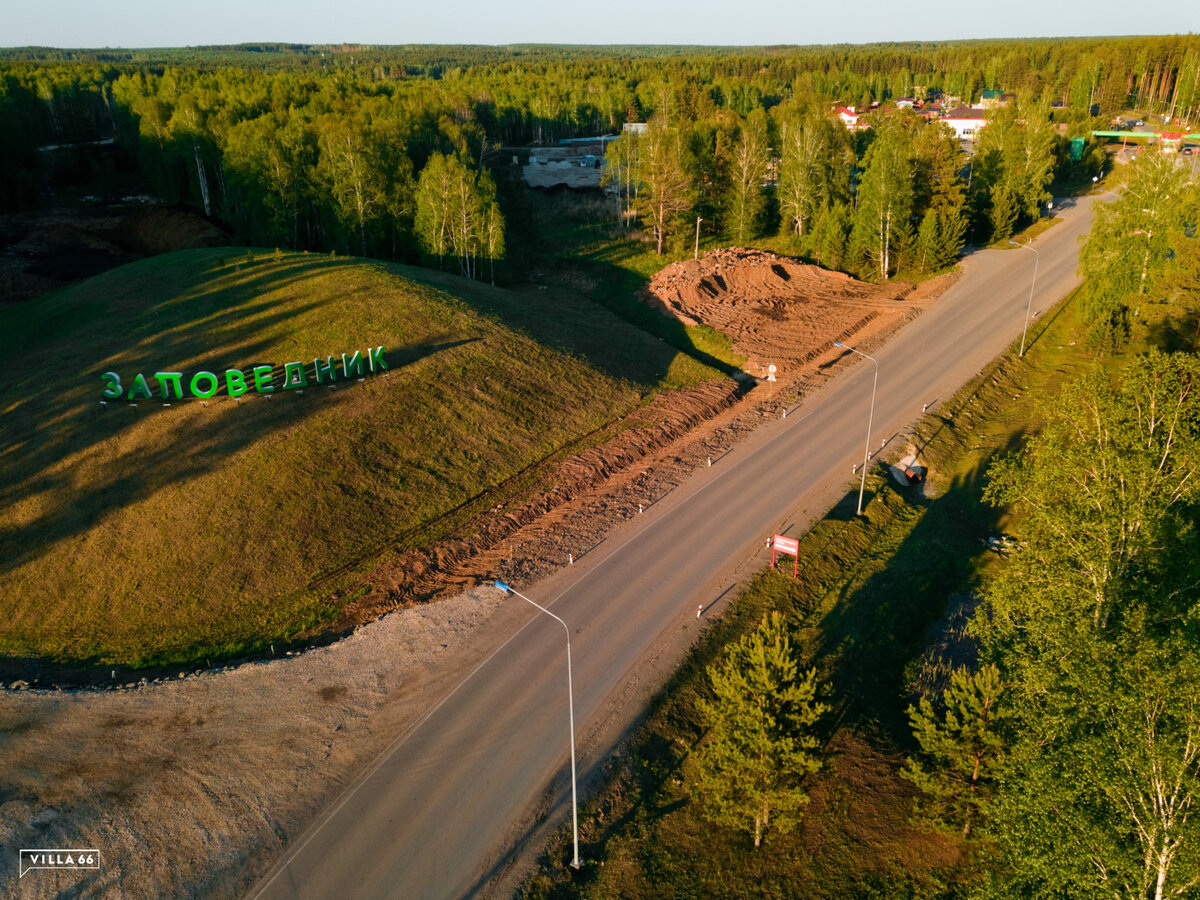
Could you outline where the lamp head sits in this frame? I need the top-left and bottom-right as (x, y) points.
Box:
(493, 580), (512, 594)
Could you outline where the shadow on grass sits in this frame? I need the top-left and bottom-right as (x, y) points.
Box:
(568, 255), (743, 377)
(0, 255), (409, 576)
(1, 241), (744, 681)
(1146, 307), (1200, 353)
(491, 170), (742, 379)
(811, 447), (1016, 742)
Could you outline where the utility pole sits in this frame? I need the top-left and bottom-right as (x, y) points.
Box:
(694, 216), (703, 259)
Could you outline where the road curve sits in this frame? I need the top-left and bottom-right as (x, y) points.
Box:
(249, 194), (1103, 900)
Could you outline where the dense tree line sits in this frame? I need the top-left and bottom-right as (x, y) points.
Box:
(1, 35), (1197, 278)
(1078, 151), (1200, 350)
(607, 101), (995, 280)
(980, 352), (1200, 898)
(903, 169), (1200, 898)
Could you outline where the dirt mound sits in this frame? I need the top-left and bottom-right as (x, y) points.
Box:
(115, 205), (230, 255)
(328, 248), (961, 636)
(0, 202), (230, 303)
(642, 247), (918, 376)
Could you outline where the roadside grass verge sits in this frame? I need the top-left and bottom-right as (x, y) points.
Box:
(0, 248), (724, 670)
(520, 284), (1123, 898)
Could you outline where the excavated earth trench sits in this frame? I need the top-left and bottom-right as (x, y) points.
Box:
(329, 247), (955, 636)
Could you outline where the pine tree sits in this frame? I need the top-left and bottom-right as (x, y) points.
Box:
(814, 202), (853, 272)
(912, 121), (967, 270)
(691, 611), (827, 848)
(902, 664), (1004, 838)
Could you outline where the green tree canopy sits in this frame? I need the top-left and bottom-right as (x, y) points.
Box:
(979, 352), (1200, 899)
(1078, 153), (1200, 349)
(850, 117), (916, 280)
(633, 117), (694, 255)
(691, 611), (827, 848)
(414, 151), (504, 280)
(903, 663), (1004, 839)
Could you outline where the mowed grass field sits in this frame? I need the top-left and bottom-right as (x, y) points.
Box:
(0, 248), (724, 669)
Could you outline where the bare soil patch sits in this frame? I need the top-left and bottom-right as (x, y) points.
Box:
(1, 248), (955, 898)
(0, 202), (230, 303)
(641, 247), (953, 378)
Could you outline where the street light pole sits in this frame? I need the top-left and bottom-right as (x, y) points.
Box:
(1008, 240), (1040, 357)
(833, 341), (878, 516)
(491, 580), (582, 870)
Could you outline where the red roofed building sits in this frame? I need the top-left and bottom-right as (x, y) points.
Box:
(835, 106), (864, 131)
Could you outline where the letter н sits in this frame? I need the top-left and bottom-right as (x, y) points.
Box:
(312, 356), (337, 384)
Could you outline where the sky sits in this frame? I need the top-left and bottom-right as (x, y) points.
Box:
(4, 0), (1199, 48)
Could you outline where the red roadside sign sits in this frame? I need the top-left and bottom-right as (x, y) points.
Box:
(771, 534), (799, 577)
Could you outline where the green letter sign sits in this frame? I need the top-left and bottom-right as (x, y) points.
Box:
(101, 346), (388, 403)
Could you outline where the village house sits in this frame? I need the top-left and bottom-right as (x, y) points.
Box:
(980, 89), (1017, 109)
(834, 106), (865, 130)
(941, 104), (989, 139)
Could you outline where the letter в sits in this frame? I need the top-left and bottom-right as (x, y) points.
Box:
(225, 369), (249, 398)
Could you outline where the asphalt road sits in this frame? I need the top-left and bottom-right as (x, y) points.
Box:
(249, 194), (1102, 900)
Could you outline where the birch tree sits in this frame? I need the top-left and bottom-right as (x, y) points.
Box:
(776, 108), (849, 244)
(633, 117), (693, 255)
(601, 129), (640, 227)
(414, 151), (504, 280)
(979, 353), (1200, 899)
(850, 121), (915, 280)
(723, 110), (769, 243)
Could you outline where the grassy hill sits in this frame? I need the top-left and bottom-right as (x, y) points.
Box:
(0, 248), (724, 670)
